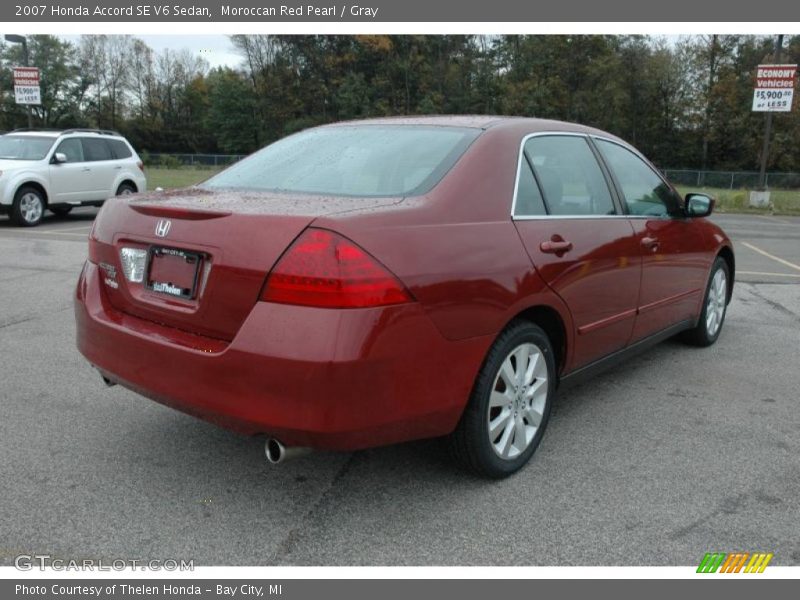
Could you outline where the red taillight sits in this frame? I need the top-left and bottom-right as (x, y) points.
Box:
(261, 229), (412, 309)
(88, 235), (101, 264)
(137, 160), (144, 172)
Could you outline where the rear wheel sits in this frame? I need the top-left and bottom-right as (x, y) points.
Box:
(449, 320), (556, 478)
(10, 186), (45, 227)
(116, 182), (136, 196)
(50, 205), (73, 217)
(683, 257), (729, 347)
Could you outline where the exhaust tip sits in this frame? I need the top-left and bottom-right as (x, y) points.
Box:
(101, 375), (117, 387)
(265, 438), (285, 464)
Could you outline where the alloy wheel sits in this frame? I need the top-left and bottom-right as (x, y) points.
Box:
(487, 343), (548, 460)
(19, 192), (43, 224)
(705, 268), (727, 337)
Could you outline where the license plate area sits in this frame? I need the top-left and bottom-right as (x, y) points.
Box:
(145, 246), (202, 300)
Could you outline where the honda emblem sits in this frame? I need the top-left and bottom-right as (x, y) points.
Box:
(155, 219), (171, 238)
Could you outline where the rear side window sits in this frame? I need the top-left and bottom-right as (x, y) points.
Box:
(54, 138), (84, 163)
(595, 139), (680, 217)
(203, 125), (480, 197)
(524, 136), (616, 216)
(81, 138), (113, 162)
(514, 160), (547, 216)
(107, 139), (133, 159)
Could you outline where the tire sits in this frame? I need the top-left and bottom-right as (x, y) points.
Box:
(115, 182), (137, 196)
(10, 186), (46, 227)
(448, 320), (556, 478)
(682, 257), (730, 347)
(50, 205), (73, 217)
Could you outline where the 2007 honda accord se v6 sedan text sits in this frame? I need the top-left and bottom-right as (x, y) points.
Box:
(74, 116), (734, 478)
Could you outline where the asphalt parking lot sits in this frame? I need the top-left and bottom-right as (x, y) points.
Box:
(0, 210), (798, 566)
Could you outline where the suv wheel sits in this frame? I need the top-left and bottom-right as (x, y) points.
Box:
(50, 205), (73, 217)
(116, 182), (136, 196)
(11, 186), (46, 227)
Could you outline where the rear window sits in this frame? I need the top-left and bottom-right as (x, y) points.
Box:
(202, 125), (480, 197)
(107, 138), (133, 159)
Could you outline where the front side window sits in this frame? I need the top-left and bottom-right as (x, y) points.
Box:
(595, 139), (680, 217)
(55, 139), (85, 163)
(81, 138), (113, 162)
(0, 135), (55, 160)
(203, 125), (480, 197)
(524, 136), (616, 216)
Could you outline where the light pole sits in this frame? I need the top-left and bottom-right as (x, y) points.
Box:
(4, 34), (34, 129)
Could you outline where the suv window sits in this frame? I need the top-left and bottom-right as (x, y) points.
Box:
(524, 136), (615, 216)
(54, 138), (85, 163)
(107, 139), (132, 159)
(514, 160), (547, 216)
(595, 139), (680, 217)
(0, 135), (55, 160)
(81, 138), (113, 162)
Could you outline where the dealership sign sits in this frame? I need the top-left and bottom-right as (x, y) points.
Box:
(12, 66), (41, 105)
(752, 64), (797, 112)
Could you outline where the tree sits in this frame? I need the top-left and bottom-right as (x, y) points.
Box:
(206, 68), (259, 153)
(1, 35), (82, 128)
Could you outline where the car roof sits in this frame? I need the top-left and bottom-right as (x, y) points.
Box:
(5, 129), (126, 139)
(330, 115), (508, 129)
(324, 115), (624, 141)
(8, 131), (63, 138)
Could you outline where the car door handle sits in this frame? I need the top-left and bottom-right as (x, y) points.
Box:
(82, 167), (91, 172)
(540, 240), (573, 254)
(641, 236), (659, 251)
(114, 165), (122, 169)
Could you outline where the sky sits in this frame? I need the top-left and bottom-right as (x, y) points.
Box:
(58, 34), (242, 69)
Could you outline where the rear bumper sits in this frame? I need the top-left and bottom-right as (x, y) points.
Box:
(75, 261), (491, 450)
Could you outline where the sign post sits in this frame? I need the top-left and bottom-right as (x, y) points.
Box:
(750, 35), (796, 207)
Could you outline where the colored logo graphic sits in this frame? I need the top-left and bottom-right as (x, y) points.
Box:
(697, 552), (773, 573)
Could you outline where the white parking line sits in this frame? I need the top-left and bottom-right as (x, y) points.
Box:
(0, 230), (89, 238)
(755, 215), (795, 226)
(41, 231), (89, 237)
(50, 225), (94, 232)
(741, 242), (800, 273)
(738, 270), (800, 278)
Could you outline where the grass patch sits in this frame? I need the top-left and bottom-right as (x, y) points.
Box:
(675, 186), (800, 216)
(145, 167), (220, 190)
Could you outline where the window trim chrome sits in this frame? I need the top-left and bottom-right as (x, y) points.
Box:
(511, 132), (587, 220)
(510, 131), (677, 221)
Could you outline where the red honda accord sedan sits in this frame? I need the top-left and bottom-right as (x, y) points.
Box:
(75, 116), (734, 477)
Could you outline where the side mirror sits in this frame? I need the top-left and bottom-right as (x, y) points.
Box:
(51, 152), (68, 164)
(685, 193), (714, 218)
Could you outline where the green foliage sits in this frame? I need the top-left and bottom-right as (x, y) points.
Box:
(2, 34), (800, 173)
(157, 154), (181, 169)
(207, 68), (259, 153)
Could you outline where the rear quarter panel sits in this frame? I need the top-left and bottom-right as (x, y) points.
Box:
(314, 126), (575, 352)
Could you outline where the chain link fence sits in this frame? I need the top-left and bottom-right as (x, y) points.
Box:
(662, 169), (800, 190)
(142, 153), (246, 168)
(140, 154), (800, 192)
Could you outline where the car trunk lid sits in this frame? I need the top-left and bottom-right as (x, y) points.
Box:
(89, 187), (401, 341)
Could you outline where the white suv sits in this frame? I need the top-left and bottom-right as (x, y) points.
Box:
(0, 129), (147, 227)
